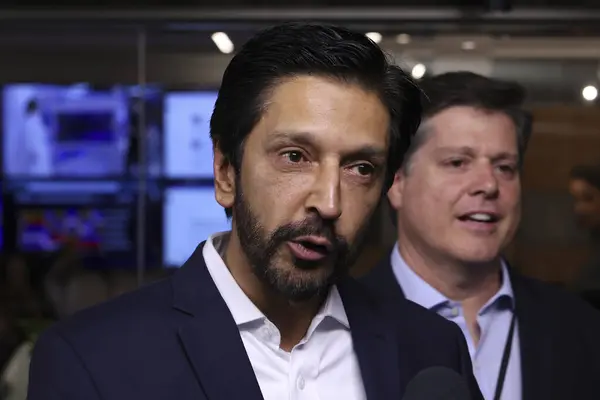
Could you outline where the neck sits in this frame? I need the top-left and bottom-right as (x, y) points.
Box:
(396, 238), (502, 324)
(223, 231), (324, 351)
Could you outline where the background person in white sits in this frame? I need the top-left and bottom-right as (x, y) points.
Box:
(363, 71), (600, 400)
(22, 99), (53, 177)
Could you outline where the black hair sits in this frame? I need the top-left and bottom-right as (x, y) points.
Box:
(210, 22), (422, 217)
(25, 98), (38, 114)
(404, 71), (530, 167)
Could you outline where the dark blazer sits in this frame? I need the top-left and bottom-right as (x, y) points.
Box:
(28, 243), (483, 400)
(362, 254), (600, 400)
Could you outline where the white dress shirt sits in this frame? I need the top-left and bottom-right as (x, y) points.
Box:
(203, 233), (366, 400)
(391, 245), (522, 400)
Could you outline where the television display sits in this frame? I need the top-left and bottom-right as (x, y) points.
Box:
(17, 206), (130, 253)
(163, 91), (217, 179)
(7, 180), (125, 205)
(8, 178), (163, 267)
(3, 83), (163, 179)
(163, 185), (230, 267)
(6, 178), (161, 206)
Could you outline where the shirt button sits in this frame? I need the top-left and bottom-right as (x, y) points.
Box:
(451, 307), (459, 317)
(297, 375), (305, 390)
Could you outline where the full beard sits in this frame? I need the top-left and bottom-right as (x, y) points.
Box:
(232, 185), (372, 302)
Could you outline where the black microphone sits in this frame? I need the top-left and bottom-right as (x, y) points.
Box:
(402, 366), (471, 400)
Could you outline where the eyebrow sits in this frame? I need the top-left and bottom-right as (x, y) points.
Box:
(436, 146), (519, 163)
(269, 130), (387, 162)
(269, 131), (315, 148)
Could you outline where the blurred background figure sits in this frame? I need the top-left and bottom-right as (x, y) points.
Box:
(22, 99), (53, 177)
(569, 164), (600, 300)
(0, 254), (43, 319)
(0, 301), (31, 400)
(569, 164), (600, 236)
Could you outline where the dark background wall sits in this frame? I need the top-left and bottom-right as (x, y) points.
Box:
(0, 18), (599, 284)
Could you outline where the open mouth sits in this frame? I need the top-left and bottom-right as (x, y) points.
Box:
(287, 236), (332, 262)
(458, 212), (500, 224)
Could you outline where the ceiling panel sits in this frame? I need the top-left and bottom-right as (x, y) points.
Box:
(3, 0), (600, 7)
(493, 59), (599, 104)
(2, 6), (600, 38)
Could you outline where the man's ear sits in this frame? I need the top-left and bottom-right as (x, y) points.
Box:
(213, 145), (236, 210)
(387, 168), (407, 210)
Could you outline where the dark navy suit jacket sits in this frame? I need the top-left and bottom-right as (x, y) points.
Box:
(362, 255), (600, 400)
(28, 243), (483, 400)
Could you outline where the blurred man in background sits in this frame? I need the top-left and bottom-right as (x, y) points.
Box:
(568, 164), (600, 296)
(363, 71), (600, 400)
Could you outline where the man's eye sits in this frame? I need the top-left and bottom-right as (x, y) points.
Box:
(448, 159), (465, 168)
(353, 164), (375, 176)
(498, 165), (516, 174)
(283, 151), (305, 163)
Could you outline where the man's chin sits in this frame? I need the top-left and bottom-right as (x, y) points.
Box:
(291, 257), (335, 272)
(450, 239), (502, 261)
(277, 281), (333, 303)
(283, 260), (338, 281)
(269, 268), (336, 302)
(457, 251), (501, 266)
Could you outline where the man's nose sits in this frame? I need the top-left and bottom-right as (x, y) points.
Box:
(469, 163), (500, 199)
(305, 163), (342, 221)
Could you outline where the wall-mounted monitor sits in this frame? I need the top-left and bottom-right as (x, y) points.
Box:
(2, 83), (163, 179)
(163, 185), (230, 267)
(7, 179), (163, 268)
(163, 91), (217, 179)
(17, 206), (129, 253)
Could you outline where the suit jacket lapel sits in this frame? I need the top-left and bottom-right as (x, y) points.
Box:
(172, 243), (264, 400)
(510, 272), (553, 400)
(338, 278), (404, 400)
(361, 254), (406, 301)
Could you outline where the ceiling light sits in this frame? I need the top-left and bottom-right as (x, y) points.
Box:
(461, 40), (476, 51)
(582, 85), (598, 102)
(411, 63), (426, 79)
(211, 32), (234, 54)
(365, 32), (382, 44)
(396, 33), (411, 45)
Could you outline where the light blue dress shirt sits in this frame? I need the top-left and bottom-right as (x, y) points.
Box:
(391, 245), (522, 400)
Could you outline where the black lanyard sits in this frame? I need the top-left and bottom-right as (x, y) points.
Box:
(493, 312), (517, 400)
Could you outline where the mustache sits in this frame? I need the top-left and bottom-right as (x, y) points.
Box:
(271, 217), (341, 249)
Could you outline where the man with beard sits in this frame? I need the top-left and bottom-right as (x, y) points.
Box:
(28, 23), (482, 400)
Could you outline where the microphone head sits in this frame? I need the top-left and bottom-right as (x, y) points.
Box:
(402, 366), (471, 400)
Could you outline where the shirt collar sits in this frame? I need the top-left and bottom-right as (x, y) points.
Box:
(318, 284), (350, 329)
(203, 232), (349, 329)
(203, 232), (264, 326)
(390, 243), (515, 314)
(481, 261), (515, 314)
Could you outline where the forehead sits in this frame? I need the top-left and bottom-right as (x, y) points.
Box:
(250, 75), (390, 151)
(424, 106), (518, 153)
(570, 179), (599, 194)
